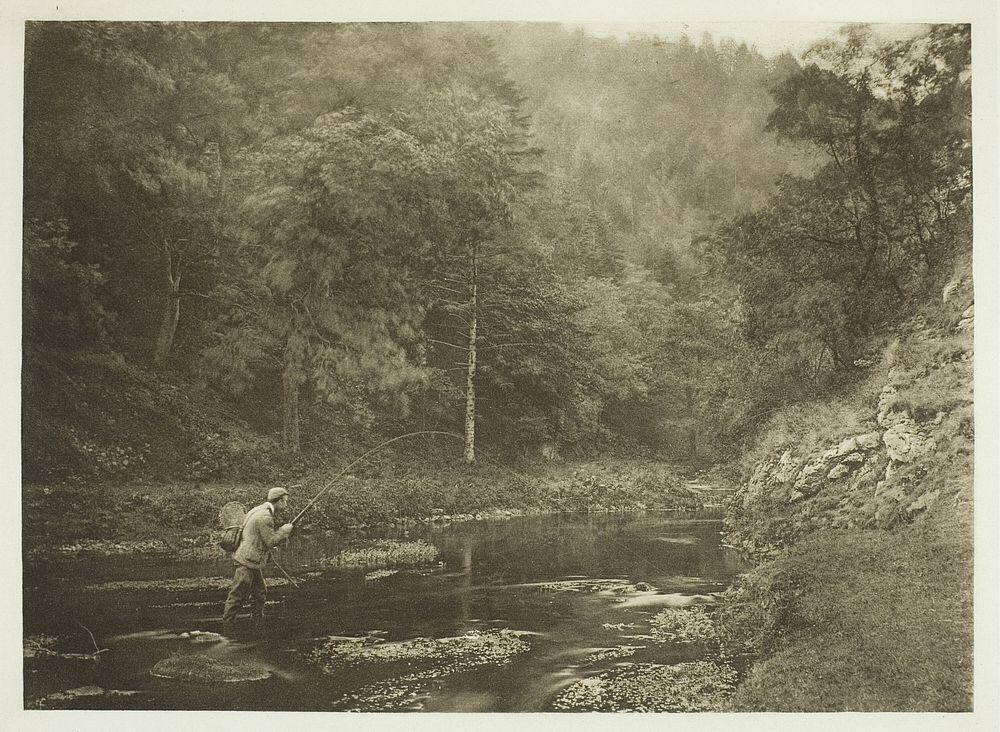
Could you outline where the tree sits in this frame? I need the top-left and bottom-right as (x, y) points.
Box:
(24, 22), (247, 366)
(206, 109), (454, 453)
(724, 24), (971, 374)
(410, 89), (533, 463)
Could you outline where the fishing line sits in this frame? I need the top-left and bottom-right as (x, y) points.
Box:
(290, 430), (464, 525)
(283, 430), (719, 583)
(272, 431), (462, 587)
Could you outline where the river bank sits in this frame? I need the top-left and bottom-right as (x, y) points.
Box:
(22, 459), (727, 558)
(23, 512), (743, 711)
(720, 510), (972, 711)
(715, 300), (974, 711)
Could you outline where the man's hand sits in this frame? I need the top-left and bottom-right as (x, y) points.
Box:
(280, 522), (294, 536)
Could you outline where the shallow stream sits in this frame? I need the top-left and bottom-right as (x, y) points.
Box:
(24, 511), (743, 711)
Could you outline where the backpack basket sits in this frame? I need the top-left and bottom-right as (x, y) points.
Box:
(218, 525), (243, 553)
(217, 501), (247, 553)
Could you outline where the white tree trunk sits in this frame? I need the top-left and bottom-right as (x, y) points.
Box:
(464, 247), (478, 464)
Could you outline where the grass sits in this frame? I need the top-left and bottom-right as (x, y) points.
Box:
(722, 505), (973, 711)
(319, 540), (439, 570)
(742, 396), (876, 477)
(552, 661), (737, 712)
(717, 289), (975, 711)
(150, 653), (271, 682)
(23, 458), (710, 552)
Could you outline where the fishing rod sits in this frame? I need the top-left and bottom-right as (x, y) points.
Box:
(270, 557), (299, 588)
(290, 430), (464, 525)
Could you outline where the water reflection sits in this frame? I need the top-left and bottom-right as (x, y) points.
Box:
(24, 512), (744, 712)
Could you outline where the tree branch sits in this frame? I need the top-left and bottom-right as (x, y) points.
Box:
(428, 339), (470, 351)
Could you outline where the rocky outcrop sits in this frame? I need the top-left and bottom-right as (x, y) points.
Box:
(725, 255), (972, 558)
(785, 432), (883, 503)
(748, 398), (944, 525)
(728, 340), (970, 555)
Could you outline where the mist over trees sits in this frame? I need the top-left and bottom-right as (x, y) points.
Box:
(22, 22), (971, 479)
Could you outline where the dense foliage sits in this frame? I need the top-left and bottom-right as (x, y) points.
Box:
(717, 25), (972, 436)
(22, 22), (971, 480)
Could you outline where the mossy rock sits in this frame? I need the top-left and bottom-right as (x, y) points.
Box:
(311, 629), (529, 674)
(319, 540), (439, 570)
(150, 653), (270, 682)
(552, 661), (736, 712)
(86, 576), (291, 593)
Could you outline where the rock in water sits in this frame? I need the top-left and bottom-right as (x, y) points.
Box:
(150, 653), (270, 682)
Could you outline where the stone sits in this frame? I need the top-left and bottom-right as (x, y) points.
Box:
(773, 450), (799, 484)
(151, 654), (270, 682)
(942, 280), (960, 303)
(849, 461), (879, 492)
(855, 432), (881, 450)
(827, 464), (850, 480)
(840, 452), (865, 464)
(792, 458), (828, 498)
(907, 489), (941, 514)
(883, 422), (925, 463)
(835, 436), (859, 456)
(877, 384), (918, 429)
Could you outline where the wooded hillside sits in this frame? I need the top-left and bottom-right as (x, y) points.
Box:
(22, 22), (970, 483)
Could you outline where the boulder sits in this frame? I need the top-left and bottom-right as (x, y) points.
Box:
(151, 653), (270, 682)
(883, 422), (925, 463)
(855, 432), (881, 450)
(834, 436), (859, 456)
(827, 464), (850, 480)
(849, 460), (881, 492)
(877, 386), (912, 428)
(956, 309), (974, 332)
(907, 489), (941, 514)
(942, 279), (960, 304)
(792, 458), (829, 498)
(773, 450), (799, 484)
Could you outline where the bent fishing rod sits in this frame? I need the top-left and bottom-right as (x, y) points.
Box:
(289, 430), (464, 526)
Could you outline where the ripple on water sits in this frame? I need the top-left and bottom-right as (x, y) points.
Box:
(615, 591), (717, 609)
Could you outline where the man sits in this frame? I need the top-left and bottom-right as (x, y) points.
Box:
(222, 487), (294, 626)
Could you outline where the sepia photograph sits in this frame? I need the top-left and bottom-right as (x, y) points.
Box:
(9, 0), (998, 725)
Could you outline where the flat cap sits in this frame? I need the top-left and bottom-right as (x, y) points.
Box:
(267, 487), (289, 502)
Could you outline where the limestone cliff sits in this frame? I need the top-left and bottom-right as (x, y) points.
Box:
(726, 260), (974, 558)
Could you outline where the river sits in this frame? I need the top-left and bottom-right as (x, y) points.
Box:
(23, 511), (744, 711)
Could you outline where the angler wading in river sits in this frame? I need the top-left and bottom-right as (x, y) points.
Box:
(222, 487), (295, 628)
(219, 433), (460, 631)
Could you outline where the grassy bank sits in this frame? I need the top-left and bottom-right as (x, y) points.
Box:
(717, 274), (974, 711)
(719, 504), (972, 711)
(23, 458), (718, 553)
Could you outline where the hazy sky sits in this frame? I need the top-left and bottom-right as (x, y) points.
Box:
(577, 21), (931, 57)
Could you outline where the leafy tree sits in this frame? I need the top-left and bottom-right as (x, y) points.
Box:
(724, 24), (971, 373)
(23, 220), (108, 351)
(204, 109), (451, 452)
(24, 22), (246, 365)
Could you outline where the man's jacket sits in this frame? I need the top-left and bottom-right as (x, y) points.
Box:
(233, 502), (292, 570)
